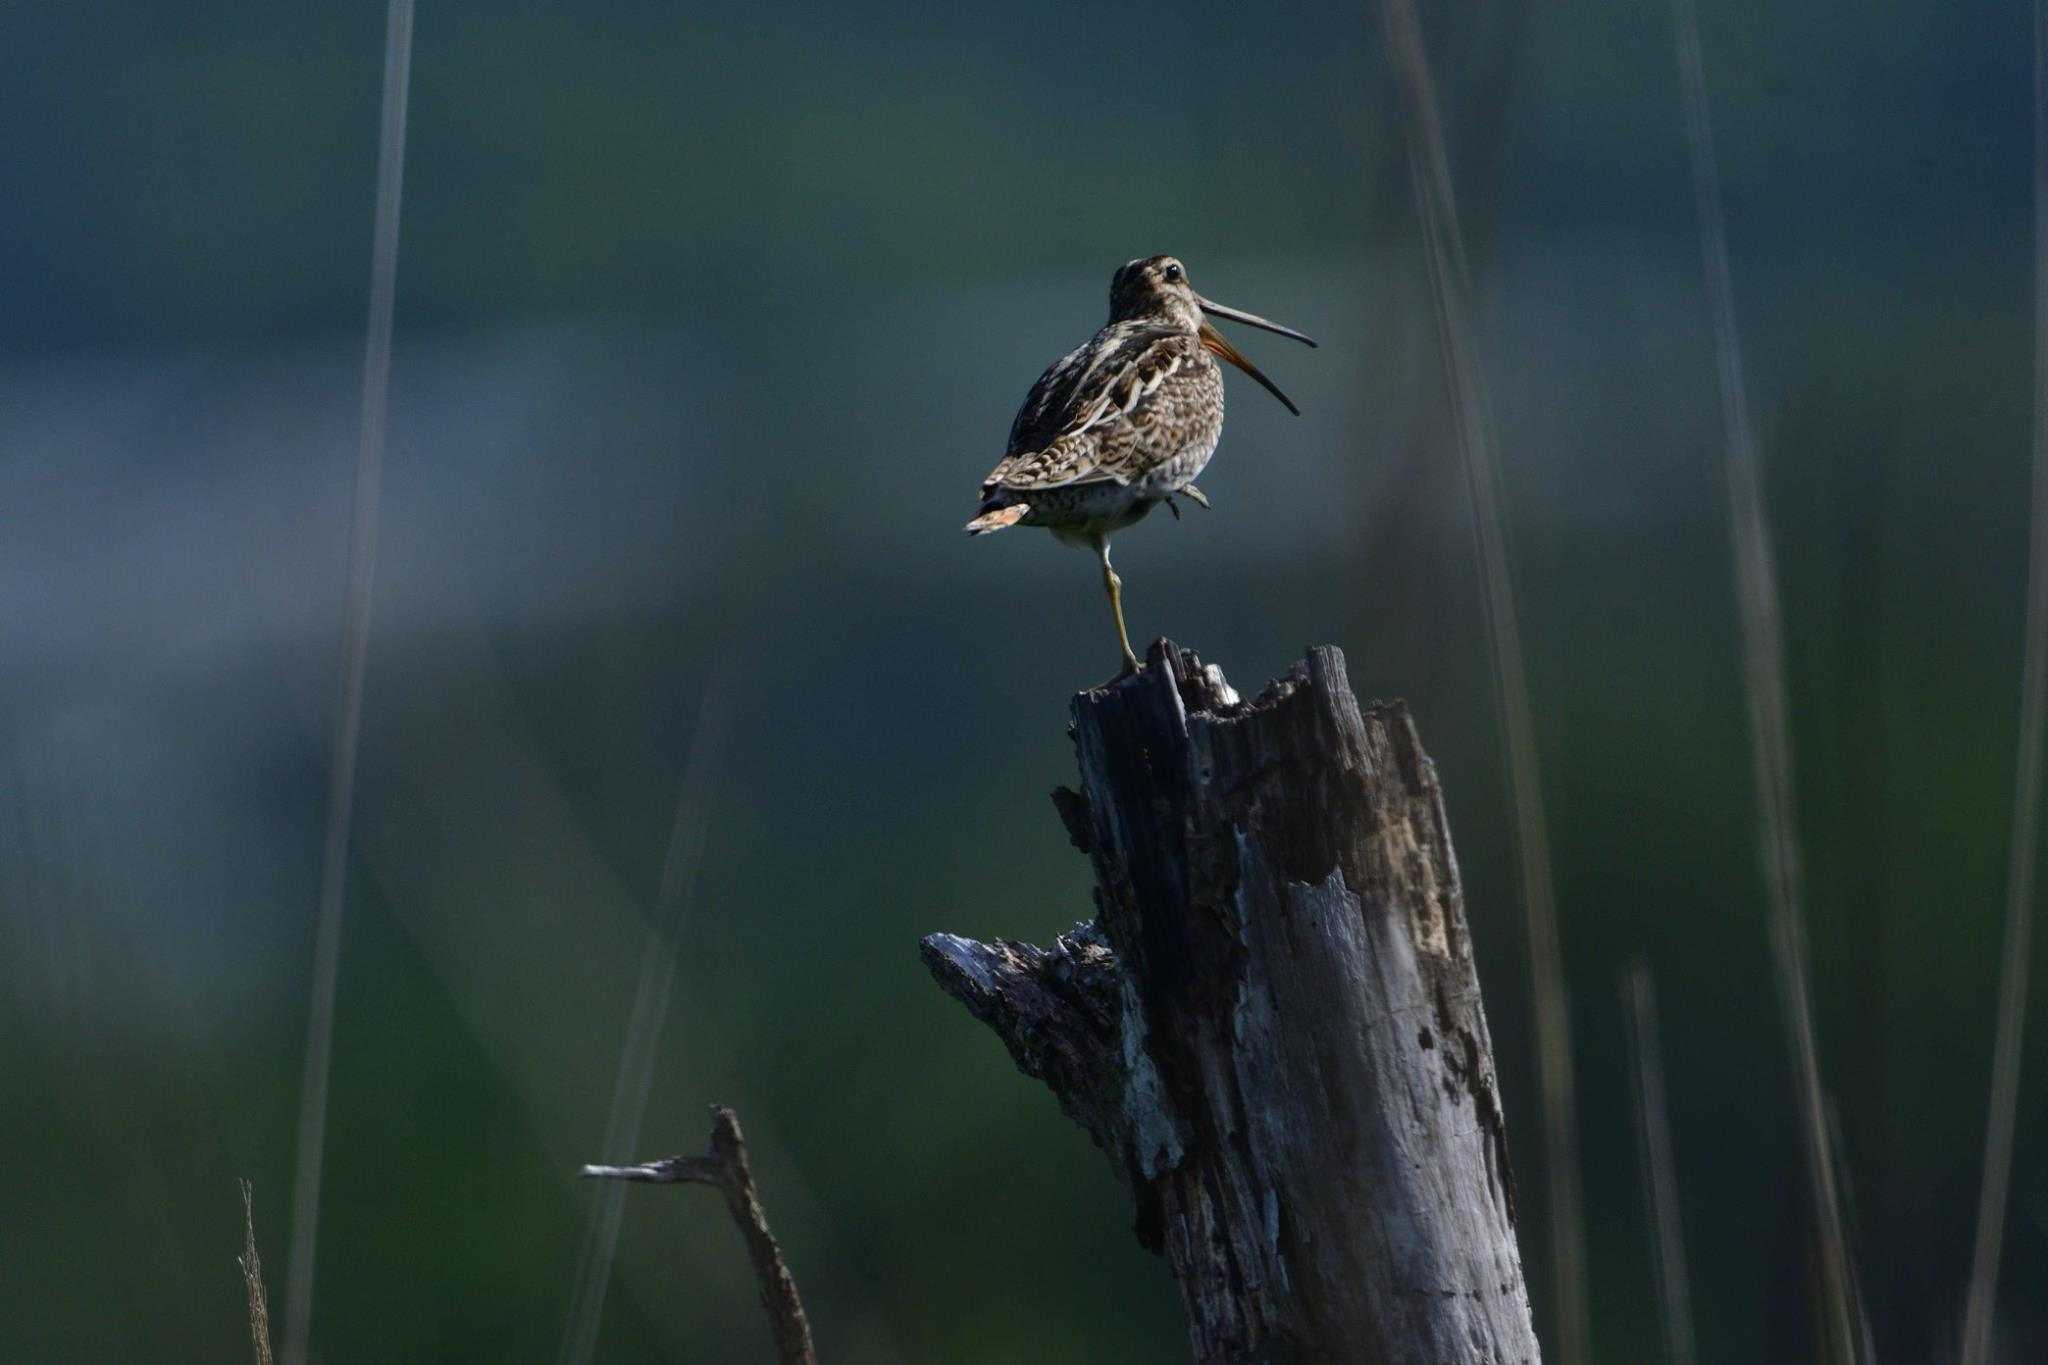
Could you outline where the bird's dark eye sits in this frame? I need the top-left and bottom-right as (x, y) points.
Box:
(1163, 263), (1183, 282)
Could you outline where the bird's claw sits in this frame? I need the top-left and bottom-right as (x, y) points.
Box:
(1088, 656), (1143, 691)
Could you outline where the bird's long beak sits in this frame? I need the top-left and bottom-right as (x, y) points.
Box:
(1194, 295), (1318, 348)
(1198, 322), (1303, 416)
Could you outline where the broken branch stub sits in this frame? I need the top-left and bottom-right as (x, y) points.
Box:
(922, 641), (1539, 1365)
(581, 1106), (816, 1365)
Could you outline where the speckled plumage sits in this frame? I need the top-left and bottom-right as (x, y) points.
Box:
(965, 255), (1314, 673)
(977, 326), (1223, 541)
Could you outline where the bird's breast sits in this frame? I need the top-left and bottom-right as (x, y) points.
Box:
(1130, 356), (1225, 495)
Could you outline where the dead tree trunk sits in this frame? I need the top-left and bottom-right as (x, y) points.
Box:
(922, 641), (1539, 1365)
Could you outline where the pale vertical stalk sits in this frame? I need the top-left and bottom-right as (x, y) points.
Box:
(1621, 964), (1697, 1365)
(557, 666), (740, 1365)
(1670, 1), (1865, 1357)
(239, 1180), (277, 1365)
(281, 4), (414, 1362)
(1373, 4), (1589, 1358)
(1959, 4), (2048, 1360)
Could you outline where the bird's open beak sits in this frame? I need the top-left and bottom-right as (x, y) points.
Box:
(1194, 295), (1315, 416)
(1198, 321), (1304, 416)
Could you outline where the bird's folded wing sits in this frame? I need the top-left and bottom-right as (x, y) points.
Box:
(982, 331), (1202, 493)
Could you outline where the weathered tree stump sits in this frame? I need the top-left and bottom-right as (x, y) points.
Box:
(922, 641), (1539, 1364)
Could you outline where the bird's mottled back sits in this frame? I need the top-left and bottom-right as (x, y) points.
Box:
(986, 328), (1216, 494)
(1001, 323), (1180, 466)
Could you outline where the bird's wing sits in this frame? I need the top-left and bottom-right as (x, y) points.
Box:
(1003, 337), (1100, 456)
(981, 328), (1201, 493)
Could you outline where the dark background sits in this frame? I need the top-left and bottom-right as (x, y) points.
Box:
(2, 2), (2042, 1360)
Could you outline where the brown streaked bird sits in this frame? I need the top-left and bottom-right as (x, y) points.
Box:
(965, 255), (1316, 675)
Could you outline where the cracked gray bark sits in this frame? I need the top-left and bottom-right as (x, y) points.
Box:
(922, 641), (1540, 1365)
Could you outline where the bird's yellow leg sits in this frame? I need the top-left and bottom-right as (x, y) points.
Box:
(1095, 535), (1140, 676)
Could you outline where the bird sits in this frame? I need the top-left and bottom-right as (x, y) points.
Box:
(965, 255), (1316, 677)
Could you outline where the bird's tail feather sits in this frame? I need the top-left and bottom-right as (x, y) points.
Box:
(965, 503), (1029, 535)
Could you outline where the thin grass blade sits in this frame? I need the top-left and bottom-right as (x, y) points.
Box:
(1959, 4), (2048, 1360)
(280, 4), (415, 1361)
(1669, 1), (1867, 1357)
(1622, 964), (1697, 1365)
(1373, 4), (1589, 1357)
(557, 664), (741, 1365)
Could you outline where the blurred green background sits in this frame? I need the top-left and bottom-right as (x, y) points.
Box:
(2, 1), (2042, 1360)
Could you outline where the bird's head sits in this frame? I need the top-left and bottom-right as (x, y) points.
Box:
(1110, 255), (1206, 331)
(1108, 255), (1318, 414)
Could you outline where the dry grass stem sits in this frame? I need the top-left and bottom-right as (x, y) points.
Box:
(1960, 5), (2048, 1361)
(282, 3), (416, 1362)
(557, 665), (741, 1365)
(238, 1179), (276, 1365)
(1622, 965), (1697, 1365)
(1374, 2), (1589, 1357)
(1670, 0), (1867, 1357)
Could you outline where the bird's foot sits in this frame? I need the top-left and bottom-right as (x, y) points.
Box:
(1162, 485), (1210, 521)
(1087, 654), (1144, 692)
